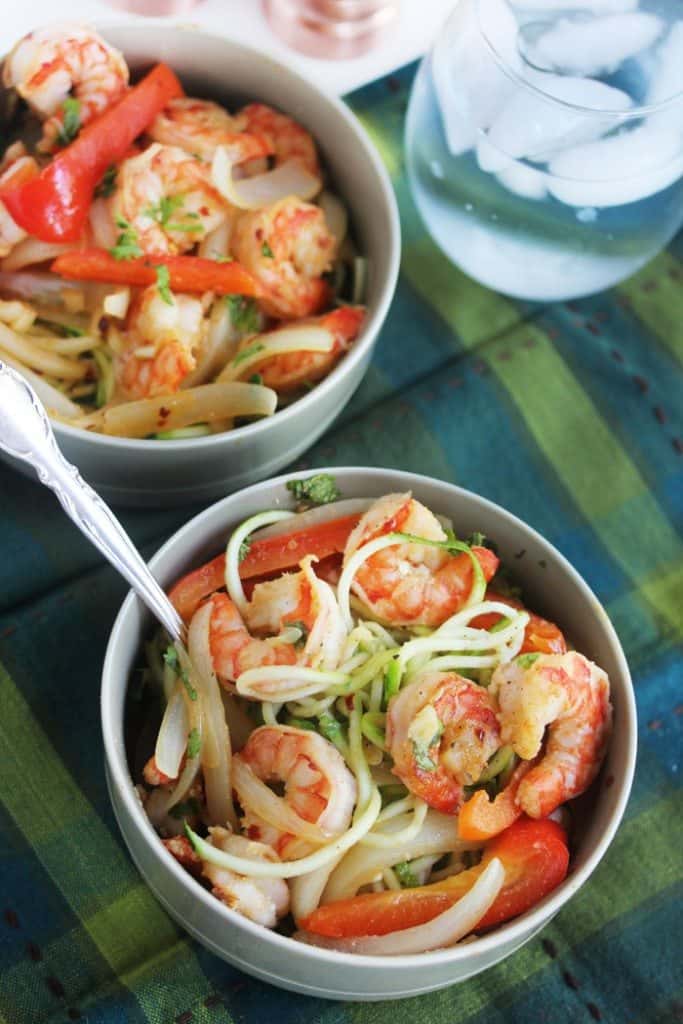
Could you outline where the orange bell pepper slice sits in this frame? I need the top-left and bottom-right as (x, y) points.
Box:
(300, 817), (569, 938)
(51, 249), (263, 297)
(458, 759), (534, 842)
(472, 590), (567, 655)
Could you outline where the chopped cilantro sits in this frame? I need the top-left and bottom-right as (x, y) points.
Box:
(261, 240), (274, 258)
(163, 645), (197, 701)
(155, 264), (173, 305)
(35, 317), (84, 338)
(186, 728), (201, 759)
(95, 164), (117, 198)
(412, 720), (444, 773)
(394, 862), (420, 888)
(57, 97), (81, 145)
(233, 343), (265, 366)
(466, 531), (487, 548)
(225, 294), (260, 334)
(238, 537), (251, 563)
(145, 194), (202, 234)
(110, 217), (142, 261)
(286, 473), (340, 507)
(248, 373), (263, 385)
(517, 652), (540, 669)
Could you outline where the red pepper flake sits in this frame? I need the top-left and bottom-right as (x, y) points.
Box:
(345, 694), (354, 710)
(158, 406), (170, 421)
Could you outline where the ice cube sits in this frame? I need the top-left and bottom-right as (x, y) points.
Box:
(510, 0), (638, 11)
(432, 0), (520, 155)
(646, 22), (683, 134)
(496, 161), (549, 199)
(547, 124), (683, 206)
(487, 73), (632, 161)
(527, 12), (664, 76)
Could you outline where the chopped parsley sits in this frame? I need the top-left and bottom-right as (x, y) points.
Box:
(144, 194), (201, 233)
(110, 217), (142, 261)
(225, 294), (260, 334)
(57, 97), (81, 145)
(155, 264), (173, 305)
(466, 531), (486, 548)
(286, 473), (340, 507)
(516, 652), (540, 669)
(248, 373), (263, 385)
(186, 728), (201, 759)
(95, 164), (117, 198)
(233, 343), (264, 366)
(394, 862), (420, 888)
(411, 719), (444, 773)
(261, 240), (274, 258)
(238, 537), (252, 563)
(163, 645), (197, 701)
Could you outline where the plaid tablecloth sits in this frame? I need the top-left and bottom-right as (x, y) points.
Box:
(1, 65), (681, 1024)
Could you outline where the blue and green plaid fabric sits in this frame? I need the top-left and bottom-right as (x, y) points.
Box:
(1, 65), (681, 1024)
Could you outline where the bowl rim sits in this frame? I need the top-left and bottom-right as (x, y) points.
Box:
(101, 465), (637, 969)
(52, 24), (400, 452)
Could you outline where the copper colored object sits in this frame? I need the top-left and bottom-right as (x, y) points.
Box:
(105, 0), (203, 14)
(263, 0), (400, 59)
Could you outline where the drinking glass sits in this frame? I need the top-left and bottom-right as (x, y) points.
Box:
(405, 0), (683, 301)
(263, 0), (399, 59)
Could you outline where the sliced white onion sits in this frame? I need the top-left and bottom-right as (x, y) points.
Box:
(290, 853), (346, 924)
(103, 287), (130, 319)
(0, 349), (82, 417)
(218, 326), (334, 383)
(232, 755), (329, 846)
(318, 191), (348, 245)
(296, 857), (504, 956)
(188, 602), (238, 830)
(255, 498), (372, 541)
(323, 809), (474, 903)
(212, 148), (321, 210)
(154, 682), (189, 779)
(197, 217), (233, 261)
(89, 198), (117, 250)
(181, 298), (239, 389)
(0, 238), (77, 272)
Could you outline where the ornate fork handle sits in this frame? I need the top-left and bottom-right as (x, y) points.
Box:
(0, 361), (184, 642)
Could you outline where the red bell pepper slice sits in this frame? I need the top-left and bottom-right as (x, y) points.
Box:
(0, 63), (183, 243)
(300, 817), (569, 937)
(168, 513), (363, 622)
(51, 249), (263, 297)
(472, 591), (567, 655)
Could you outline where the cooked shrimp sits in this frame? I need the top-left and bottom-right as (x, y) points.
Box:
(0, 146), (38, 256)
(111, 143), (228, 256)
(234, 725), (356, 859)
(148, 97), (274, 164)
(239, 102), (320, 176)
(2, 24), (128, 151)
(241, 305), (364, 393)
(200, 828), (290, 927)
(387, 671), (502, 814)
(116, 283), (205, 399)
(491, 651), (612, 819)
(231, 196), (336, 319)
(209, 556), (347, 692)
(343, 493), (499, 628)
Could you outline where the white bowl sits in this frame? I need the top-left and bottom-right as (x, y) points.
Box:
(1, 26), (400, 507)
(101, 467), (636, 1000)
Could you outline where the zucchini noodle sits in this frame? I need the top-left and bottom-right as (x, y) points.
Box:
(224, 509), (294, 616)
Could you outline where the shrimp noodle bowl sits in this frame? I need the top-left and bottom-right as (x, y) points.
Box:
(127, 473), (614, 956)
(0, 24), (367, 441)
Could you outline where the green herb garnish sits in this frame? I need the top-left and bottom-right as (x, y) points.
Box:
(466, 531), (486, 548)
(238, 537), (251, 563)
(95, 164), (117, 198)
(186, 728), (201, 759)
(57, 98), (81, 145)
(286, 473), (340, 507)
(261, 241), (274, 258)
(163, 645), (197, 701)
(225, 294), (260, 334)
(155, 264), (173, 305)
(394, 862), (420, 888)
(35, 317), (84, 338)
(248, 373), (263, 385)
(411, 720), (444, 773)
(233, 343), (265, 366)
(517, 652), (540, 669)
(110, 217), (142, 261)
